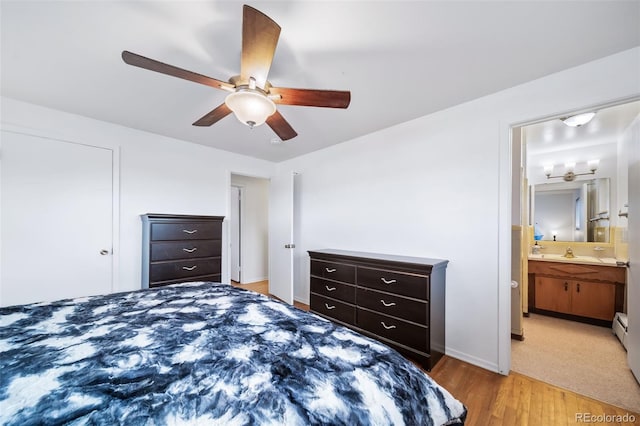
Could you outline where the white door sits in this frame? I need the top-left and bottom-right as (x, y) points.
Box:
(230, 185), (241, 282)
(268, 172), (294, 304)
(627, 122), (640, 381)
(0, 131), (113, 306)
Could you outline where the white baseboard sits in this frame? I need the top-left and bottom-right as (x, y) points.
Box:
(444, 348), (501, 375)
(294, 296), (309, 305)
(241, 276), (268, 285)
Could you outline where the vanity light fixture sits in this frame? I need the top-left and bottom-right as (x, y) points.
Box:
(561, 112), (596, 127)
(544, 159), (599, 182)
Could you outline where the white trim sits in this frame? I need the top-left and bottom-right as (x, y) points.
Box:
(110, 145), (121, 293)
(498, 94), (640, 377)
(230, 184), (243, 283)
(242, 276), (269, 284)
(227, 170), (272, 286)
(498, 120), (512, 376)
(446, 347), (499, 373)
(294, 296), (310, 305)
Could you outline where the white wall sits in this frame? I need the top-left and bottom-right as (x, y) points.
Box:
(0, 97), (275, 294)
(282, 47), (640, 373)
(230, 174), (269, 283)
(2, 46), (639, 374)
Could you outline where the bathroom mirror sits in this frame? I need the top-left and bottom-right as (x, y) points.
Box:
(532, 178), (610, 243)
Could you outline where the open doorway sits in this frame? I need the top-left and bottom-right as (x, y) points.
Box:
(230, 174), (269, 286)
(510, 99), (640, 411)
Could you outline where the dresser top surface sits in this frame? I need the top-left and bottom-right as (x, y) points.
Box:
(308, 249), (448, 269)
(141, 214), (225, 222)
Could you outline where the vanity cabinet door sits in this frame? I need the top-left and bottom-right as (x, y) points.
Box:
(535, 277), (571, 314)
(571, 281), (616, 321)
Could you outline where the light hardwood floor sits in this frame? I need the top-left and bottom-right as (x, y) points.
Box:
(231, 280), (639, 425)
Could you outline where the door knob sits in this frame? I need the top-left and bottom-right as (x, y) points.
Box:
(100, 249), (110, 255)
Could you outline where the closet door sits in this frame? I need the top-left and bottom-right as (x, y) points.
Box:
(0, 131), (113, 306)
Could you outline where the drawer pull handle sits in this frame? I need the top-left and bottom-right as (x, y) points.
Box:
(381, 321), (396, 330)
(380, 300), (396, 307)
(325, 303), (336, 310)
(183, 248), (197, 253)
(325, 268), (337, 273)
(183, 229), (198, 234)
(325, 286), (337, 291)
(182, 265), (197, 271)
(381, 278), (397, 285)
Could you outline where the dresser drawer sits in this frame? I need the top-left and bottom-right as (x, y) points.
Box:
(357, 308), (428, 352)
(311, 260), (356, 284)
(150, 240), (221, 261)
(150, 258), (221, 282)
(356, 287), (427, 325)
(310, 277), (355, 303)
(310, 294), (355, 325)
(150, 222), (221, 241)
(357, 267), (429, 300)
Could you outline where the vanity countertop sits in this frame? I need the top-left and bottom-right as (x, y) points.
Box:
(528, 253), (625, 267)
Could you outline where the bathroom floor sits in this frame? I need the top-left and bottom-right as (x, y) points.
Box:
(511, 313), (640, 412)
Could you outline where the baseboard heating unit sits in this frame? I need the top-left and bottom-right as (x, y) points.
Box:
(613, 312), (628, 350)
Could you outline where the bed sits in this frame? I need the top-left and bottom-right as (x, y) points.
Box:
(0, 282), (466, 425)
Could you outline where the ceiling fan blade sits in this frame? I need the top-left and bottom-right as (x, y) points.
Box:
(266, 110), (298, 141)
(241, 5), (281, 89)
(269, 87), (351, 109)
(122, 51), (234, 91)
(193, 103), (233, 126)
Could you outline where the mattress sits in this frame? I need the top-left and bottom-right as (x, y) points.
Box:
(0, 281), (466, 425)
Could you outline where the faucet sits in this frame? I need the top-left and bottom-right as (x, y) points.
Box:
(563, 247), (575, 258)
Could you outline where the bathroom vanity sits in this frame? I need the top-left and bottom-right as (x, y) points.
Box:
(528, 257), (626, 326)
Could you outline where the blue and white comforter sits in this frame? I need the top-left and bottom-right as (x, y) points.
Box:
(0, 282), (466, 425)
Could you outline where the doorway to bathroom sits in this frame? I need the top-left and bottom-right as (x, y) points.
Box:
(510, 99), (640, 411)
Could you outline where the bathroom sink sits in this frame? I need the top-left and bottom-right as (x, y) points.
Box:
(528, 253), (619, 265)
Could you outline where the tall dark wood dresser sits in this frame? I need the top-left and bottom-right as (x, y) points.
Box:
(141, 214), (224, 288)
(308, 249), (448, 370)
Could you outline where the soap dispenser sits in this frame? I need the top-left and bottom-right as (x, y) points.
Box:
(532, 241), (541, 255)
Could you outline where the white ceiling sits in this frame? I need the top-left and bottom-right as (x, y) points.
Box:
(2, 1), (639, 162)
(525, 100), (640, 158)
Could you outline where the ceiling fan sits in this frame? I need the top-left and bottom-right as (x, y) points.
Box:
(122, 4), (351, 141)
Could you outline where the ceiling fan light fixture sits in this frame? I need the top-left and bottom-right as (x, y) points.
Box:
(561, 112), (596, 127)
(225, 89), (276, 128)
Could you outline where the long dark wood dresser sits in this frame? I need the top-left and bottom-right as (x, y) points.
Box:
(141, 214), (224, 288)
(308, 249), (448, 370)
